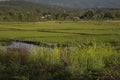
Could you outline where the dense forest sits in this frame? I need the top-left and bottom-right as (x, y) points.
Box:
(0, 0), (120, 21)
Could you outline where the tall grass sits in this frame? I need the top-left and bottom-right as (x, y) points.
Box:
(0, 43), (119, 80)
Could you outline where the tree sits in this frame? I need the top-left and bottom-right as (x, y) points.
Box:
(18, 12), (24, 21)
(62, 13), (69, 20)
(104, 12), (114, 19)
(55, 13), (61, 20)
(84, 10), (94, 19)
(94, 12), (104, 19)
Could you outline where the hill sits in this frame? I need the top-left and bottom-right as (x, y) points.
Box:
(0, 0), (119, 21)
(0, 0), (76, 21)
(0, 0), (71, 13)
(27, 0), (120, 9)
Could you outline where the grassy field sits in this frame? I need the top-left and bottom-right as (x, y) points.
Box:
(0, 21), (120, 44)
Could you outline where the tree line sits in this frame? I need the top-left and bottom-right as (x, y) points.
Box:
(0, 6), (120, 21)
(80, 9), (120, 20)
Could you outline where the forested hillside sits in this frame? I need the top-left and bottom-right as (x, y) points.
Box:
(0, 0), (120, 21)
(0, 0), (75, 21)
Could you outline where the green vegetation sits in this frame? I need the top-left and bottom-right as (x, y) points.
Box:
(0, 1), (119, 80)
(0, 1), (120, 21)
(0, 43), (120, 80)
(0, 21), (120, 44)
(0, 0), (75, 21)
(0, 20), (120, 80)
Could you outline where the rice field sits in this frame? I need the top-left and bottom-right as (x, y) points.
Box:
(0, 21), (120, 43)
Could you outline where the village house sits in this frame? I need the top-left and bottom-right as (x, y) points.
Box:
(42, 13), (52, 19)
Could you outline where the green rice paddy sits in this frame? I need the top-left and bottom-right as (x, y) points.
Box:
(0, 21), (120, 43)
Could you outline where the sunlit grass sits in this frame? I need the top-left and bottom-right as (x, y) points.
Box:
(0, 21), (120, 43)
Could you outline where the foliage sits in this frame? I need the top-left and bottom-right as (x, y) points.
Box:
(0, 1), (120, 21)
(0, 43), (120, 80)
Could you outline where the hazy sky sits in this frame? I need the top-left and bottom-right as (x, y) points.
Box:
(0, 0), (7, 1)
(0, 0), (119, 8)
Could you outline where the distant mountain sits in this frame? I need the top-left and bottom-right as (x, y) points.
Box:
(26, 0), (120, 9)
(1, 0), (119, 9)
(0, 0), (71, 13)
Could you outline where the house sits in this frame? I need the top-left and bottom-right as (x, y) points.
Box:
(41, 16), (45, 19)
(42, 13), (52, 19)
